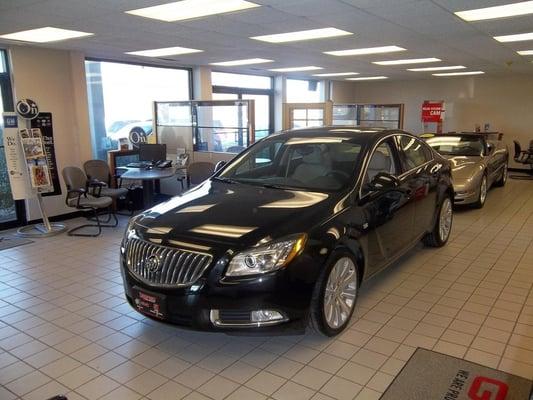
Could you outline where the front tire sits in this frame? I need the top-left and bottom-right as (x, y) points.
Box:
(308, 251), (359, 336)
(423, 195), (453, 247)
(473, 174), (488, 209)
(494, 162), (508, 187)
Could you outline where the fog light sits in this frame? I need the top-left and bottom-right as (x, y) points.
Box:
(251, 310), (284, 323)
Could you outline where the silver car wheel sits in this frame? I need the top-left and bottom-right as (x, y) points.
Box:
(438, 197), (453, 243)
(502, 164), (508, 184)
(324, 257), (357, 329)
(479, 176), (487, 205)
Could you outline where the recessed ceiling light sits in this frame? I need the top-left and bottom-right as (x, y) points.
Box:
(433, 71), (485, 76)
(373, 58), (441, 65)
(269, 66), (323, 72)
(324, 46), (406, 56)
(251, 28), (352, 43)
(455, 1), (533, 21)
(210, 58), (273, 66)
(312, 72), (359, 77)
(126, 46), (203, 57)
(346, 76), (388, 81)
(518, 50), (533, 55)
(0, 27), (93, 43)
(494, 32), (533, 42)
(126, 0), (260, 22)
(407, 65), (466, 72)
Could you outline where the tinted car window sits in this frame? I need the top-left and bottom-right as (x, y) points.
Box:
(366, 141), (398, 182)
(425, 135), (485, 157)
(219, 135), (363, 191)
(397, 136), (430, 170)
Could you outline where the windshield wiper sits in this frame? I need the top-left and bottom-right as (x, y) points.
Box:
(212, 176), (239, 184)
(260, 183), (291, 190)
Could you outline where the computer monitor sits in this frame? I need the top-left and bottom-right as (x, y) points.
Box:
(139, 143), (166, 162)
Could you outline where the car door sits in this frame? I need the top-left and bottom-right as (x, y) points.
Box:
(395, 135), (438, 240)
(359, 138), (415, 274)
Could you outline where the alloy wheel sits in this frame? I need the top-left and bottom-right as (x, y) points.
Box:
(502, 164), (508, 184)
(323, 257), (357, 329)
(480, 176), (487, 205)
(439, 197), (453, 243)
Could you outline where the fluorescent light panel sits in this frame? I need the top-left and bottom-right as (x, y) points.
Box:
(494, 32), (533, 42)
(126, 46), (203, 57)
(408, 65), (466, 72)
(0, 27), (93, 43)
(126, 0), (259, 22)
(312, 72), (359, 77)
(518, 50), (533, 55)
(269, 66), (323, 72)
(455, 1), (533, 21)
(324, 45), (406, 56)
(251, 28), (352, 43)
(433, 71), (485, 76)
(347, 76), (388, 81)
(373, 57), (441, 65)
(210, 58), (273, 66)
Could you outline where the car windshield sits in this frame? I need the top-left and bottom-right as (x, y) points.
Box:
(217, 134), (364, 191)
(425, 136), (485, 157)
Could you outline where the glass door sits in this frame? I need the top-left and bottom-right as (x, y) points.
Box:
(0, 50), (25, 229)
(242, 94), (270, 140)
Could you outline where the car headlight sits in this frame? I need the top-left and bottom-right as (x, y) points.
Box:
(225, 234), (307, 277)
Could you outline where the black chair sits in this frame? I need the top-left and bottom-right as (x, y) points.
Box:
(84, 159), (132, 213)
(187, 161), (215, 187)
(62, 166), (118, 236)
(511, 140), (533, 180)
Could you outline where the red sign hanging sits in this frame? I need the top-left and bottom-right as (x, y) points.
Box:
(421, 101), (444, 123)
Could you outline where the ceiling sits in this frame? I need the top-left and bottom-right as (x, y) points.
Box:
(0, 0), (532, 81)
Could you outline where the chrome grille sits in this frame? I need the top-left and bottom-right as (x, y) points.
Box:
(125, 238), (212, 287)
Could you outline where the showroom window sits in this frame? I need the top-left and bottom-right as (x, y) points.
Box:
(85, 60), (191, 160)
(212, 72), (274, 140)
(286, 79), (323, 103)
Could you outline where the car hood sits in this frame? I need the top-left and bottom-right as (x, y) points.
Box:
(134, 180), (344, 251)
(446, 156), (484, 185)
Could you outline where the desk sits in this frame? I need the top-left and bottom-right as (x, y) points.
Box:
(120, 166), (183, 208)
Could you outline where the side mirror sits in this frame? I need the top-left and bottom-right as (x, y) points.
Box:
(365, 172), (400, 193)
(214, 160), (227, 173)
(486, 143), (494, 155)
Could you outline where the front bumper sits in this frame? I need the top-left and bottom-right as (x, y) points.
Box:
(120, 252), (319, 334)
(453, 188), (478, 204)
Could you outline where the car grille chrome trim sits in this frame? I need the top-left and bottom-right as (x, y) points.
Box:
(125, 238), (212, 287)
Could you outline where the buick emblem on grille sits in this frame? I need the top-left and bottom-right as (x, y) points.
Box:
(145, 255), (160, 273)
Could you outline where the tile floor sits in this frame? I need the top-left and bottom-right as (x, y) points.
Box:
(1, 179), (532, 400)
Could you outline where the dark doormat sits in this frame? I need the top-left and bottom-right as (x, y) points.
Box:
(0, 236), (34, 251)
(380, 348), (533, 400)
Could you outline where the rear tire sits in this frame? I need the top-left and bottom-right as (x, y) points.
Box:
(494, 162), (508, 187)
(473, 174), (487, 209)
(423, 195), (453, 247)
(308, 250), (359, 336)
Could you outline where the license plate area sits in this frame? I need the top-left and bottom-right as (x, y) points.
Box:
(132, 287), (166, 320)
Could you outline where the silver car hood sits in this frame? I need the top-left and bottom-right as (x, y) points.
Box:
(445, 156), (485, 188)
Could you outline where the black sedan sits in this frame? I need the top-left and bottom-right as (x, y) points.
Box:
(120, 127), (453, 336)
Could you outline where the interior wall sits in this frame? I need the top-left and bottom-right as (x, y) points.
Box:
(9, 45), (92, 220)
(332, 75), (533, 168)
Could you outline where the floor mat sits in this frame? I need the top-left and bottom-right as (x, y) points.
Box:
(380, 348), (533, 400)
(0, 236), (34, 251)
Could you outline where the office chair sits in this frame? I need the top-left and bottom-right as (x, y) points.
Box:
(62, 166), (118, 236)
(187, 162), (215, 187)
(84, 159), (132, 214)
(510, 140), (533, 180)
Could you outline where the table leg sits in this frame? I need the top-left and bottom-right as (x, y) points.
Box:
(142, 180), (154, 208)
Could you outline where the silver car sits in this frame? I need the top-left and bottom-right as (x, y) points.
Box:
(424, 133), (508, 208)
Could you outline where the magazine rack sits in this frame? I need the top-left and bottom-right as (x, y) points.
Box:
(16, 128), (66, 237)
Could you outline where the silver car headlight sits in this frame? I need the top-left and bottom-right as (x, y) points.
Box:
(225, 234), (307, 277)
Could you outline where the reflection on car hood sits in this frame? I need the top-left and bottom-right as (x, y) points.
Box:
(135, 180), (342, 250)
(446, 156), (484, 184)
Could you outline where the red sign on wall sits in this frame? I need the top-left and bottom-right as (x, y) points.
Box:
(421, 101), (444, 123)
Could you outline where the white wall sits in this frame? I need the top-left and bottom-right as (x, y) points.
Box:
(9, 45), (92, 220)
(332, 75), (533, 168)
